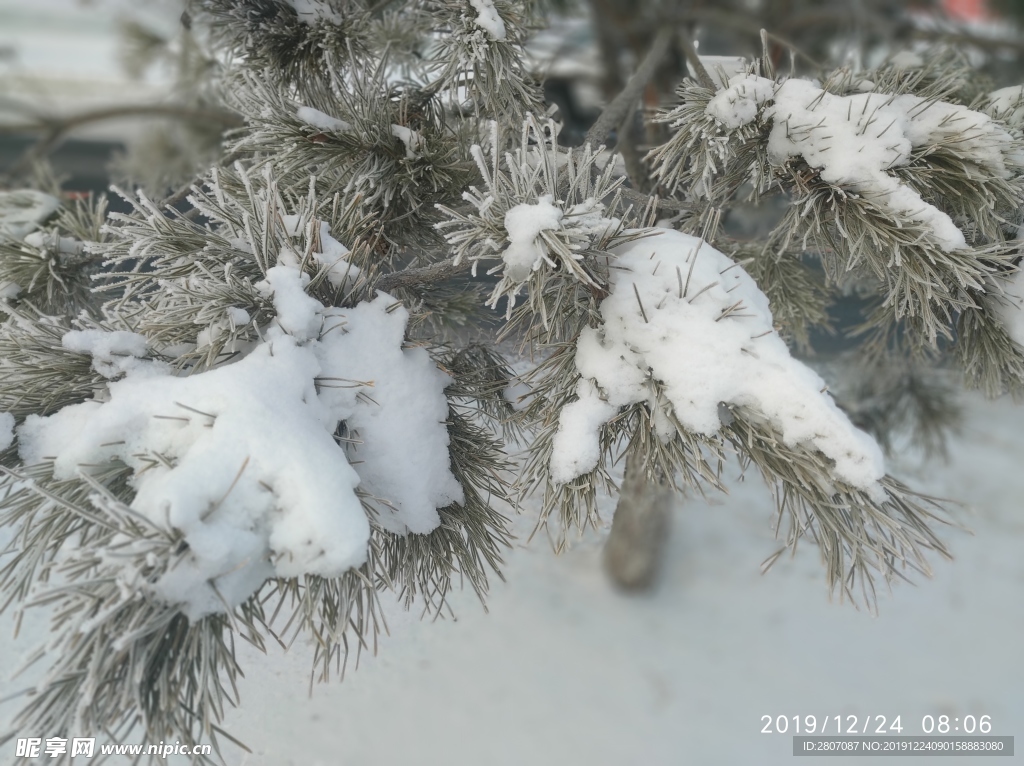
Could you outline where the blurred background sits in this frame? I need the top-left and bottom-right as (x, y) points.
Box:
(1, 1), (1023, 764)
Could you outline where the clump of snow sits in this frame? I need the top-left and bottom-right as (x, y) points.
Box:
(24, 230), (83, 255)
(279, 216), (360, 290)
(17, 275), (463, 616)
(313, 222), (359, 290)
(468, 0), (506, 40)
(18, 336), (370, 619)
(704, 74), (776, 129)
(226, 307), (251, 326)
(316, 296), (463, 534)
(987, 85), (1024, 128)
(287, 0), (343, 25)
(706, 74), (1023, 252)
(501, 195), (563, 282)
(0, 412), (14, 451)
(0, 282), (20, 301)
(550, 229), (886, 491)
(296, 106), (351, 133)
(390, 124), (423, 159)
(62, 329), (157, 380)
(257, 264), (323, 340)
(0, 190), (60, 240)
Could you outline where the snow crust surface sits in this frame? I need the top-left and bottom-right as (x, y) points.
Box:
(551, 229), (885, 490)
(706, 75), (1022, 251)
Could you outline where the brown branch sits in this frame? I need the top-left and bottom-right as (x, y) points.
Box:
(371, 258), (471, 294)
(677, 25), (715, 90)
(584, 28), (674, 150)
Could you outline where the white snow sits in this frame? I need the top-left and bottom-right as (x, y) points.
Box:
(987, 84), (1024, 127)
(468, 0), (506, 41)
(18, 335), (370, 620)
(704, 73), (776, 129)
(23, 230), (83, 255)
(501, 195), (564, 282)
(296, 105), (351, 132)
(61, 328), (155, 380)
(14, 280), (463, 615)
(313, 222), (359, 290)
(226, 306), (251, 326)
(390, 124), (423, 159)
(0, 281), (21, 301)
(278, 216), (360, 290)
(550, 229), (885, 491)
(257, 264), (323, 341)
(706, 74), (1023, 252)
(315, 296), (464, 534)
(0, 412), (14, 451)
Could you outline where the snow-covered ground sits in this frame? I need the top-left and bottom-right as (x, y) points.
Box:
(160, 391), (1019, 766)
(5, 390), (1021, 765)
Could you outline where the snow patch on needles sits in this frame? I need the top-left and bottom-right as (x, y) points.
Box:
(469, 0), (506, 40)
(502, 195), (563, 282)
(258, 264), (323, 340)
(62, 329), (157, 380)
(18, 336), (370, 619)
(390, 124), (423, 159)
(296, 106), (351, 132)
(706, 74), (1022, 252)
(550, 229), (886, 491)
(17, 286), (462, 615)
(316, 297), (464, 535)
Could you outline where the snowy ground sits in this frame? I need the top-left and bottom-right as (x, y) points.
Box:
(1, 394), (1021, 764)
(190, 391), (1018, 766)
